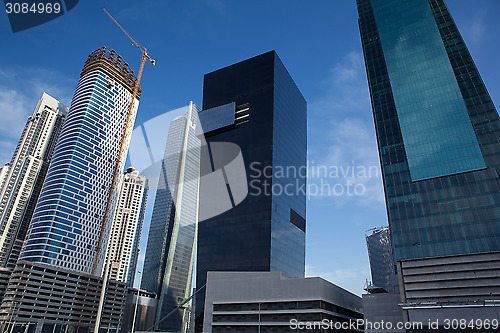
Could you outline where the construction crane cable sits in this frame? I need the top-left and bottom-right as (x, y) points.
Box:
(103, 8), (155, 65)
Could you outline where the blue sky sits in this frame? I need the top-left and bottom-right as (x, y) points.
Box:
(1, 0), (499, 295)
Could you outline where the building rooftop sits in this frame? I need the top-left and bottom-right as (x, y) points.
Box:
(80, 46), (141, 99)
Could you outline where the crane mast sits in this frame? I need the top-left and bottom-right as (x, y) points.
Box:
(94, 9), (155, 333)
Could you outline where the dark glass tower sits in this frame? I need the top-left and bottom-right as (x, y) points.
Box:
(195, 51), (307, 330)
(357, 0), (500, 322)
(358, 0), (500, 263)
(365, 227), (398, 294)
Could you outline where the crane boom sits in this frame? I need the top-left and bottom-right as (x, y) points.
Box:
(103, 8), (155, 66)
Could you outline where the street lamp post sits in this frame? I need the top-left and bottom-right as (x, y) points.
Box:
(131, 271), (143, 333)
(258, 302), (261, 333)
(8, 301), (20, 333)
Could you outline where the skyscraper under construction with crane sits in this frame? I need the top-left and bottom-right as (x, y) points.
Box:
(0, 46), (144, 331)
(19, 47), (141, 274)
(1, 8), (156, 331)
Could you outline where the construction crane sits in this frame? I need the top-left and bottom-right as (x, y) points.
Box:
(93, 8), (155, 333)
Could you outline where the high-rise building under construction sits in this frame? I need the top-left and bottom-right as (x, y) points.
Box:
(20, 47), (141, 275)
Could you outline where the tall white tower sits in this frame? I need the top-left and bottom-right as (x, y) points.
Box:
(0, 165), (9, 192)
(106, 167), (148, 287)
(0, 93), (67, 268)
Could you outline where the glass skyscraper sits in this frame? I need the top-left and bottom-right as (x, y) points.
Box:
(0, 93), (67, 269)
(357, 0), (500, 323)
(142, 102), (201, 332)
(365, 227), (398, 294)
(195, 51), (307, 331)
(19, 47), (140, 275)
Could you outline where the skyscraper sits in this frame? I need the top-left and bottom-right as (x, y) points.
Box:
(142, 102), (201, 332)
(0, 93), (67, 269)
(357, 0), (500, 323)
(19, 47), (140, 274)
(106, 167), (148, 287)
(195, 51), (307, 330)
(0, 165), (9, 190)
(365, 227), (398, 294)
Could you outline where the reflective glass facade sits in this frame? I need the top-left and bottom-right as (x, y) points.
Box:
(357, 0), (500, 261)
(270, 58), (307, 277)
(198, 102), (236, 133)
(366, 227), (398, 294)
(19, 48), (139, 274)
(195, 51), (307, 332)
(371, 0), (485, 182)
(141, 103), (201, 332)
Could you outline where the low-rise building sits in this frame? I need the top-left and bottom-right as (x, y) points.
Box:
(362, 293), (405, 333)
(121, 288), (157, 332)
(0, 260), (128, 333)
(203, 271), (363, 333)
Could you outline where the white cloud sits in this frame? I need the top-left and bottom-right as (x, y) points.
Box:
(0, 67), (74, 165)
(306, 264), (370, 296)
(0, 88), (31, 139)
(204, 0), (229, 17)
(318, 51), (370, 113)
(0, 140), (16, 166)
(0, 70), (16, 80)
(308, 51), (384, 206)
(462, 8), (488, 44)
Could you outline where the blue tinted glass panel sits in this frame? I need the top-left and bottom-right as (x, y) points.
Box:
(198, 102), (235, 133)
(371, 0), (485, 181)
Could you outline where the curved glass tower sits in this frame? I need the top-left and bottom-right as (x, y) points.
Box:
(20, 47), (140, 274)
